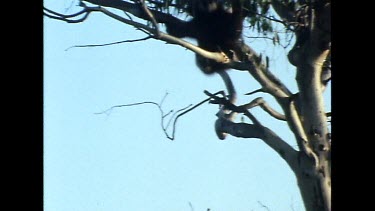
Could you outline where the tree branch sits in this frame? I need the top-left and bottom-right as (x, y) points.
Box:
(139, 0), (161, 36)
(286, 98), (319, 170)
(65, 36), (152, 51)
(217, 117), (297, 170)
(43, 5), (98, 23)
(94, 96), (200, 141)
(242, 97), (286, 121)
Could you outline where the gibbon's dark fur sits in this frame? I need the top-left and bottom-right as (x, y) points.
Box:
(165, 0), (245, 74)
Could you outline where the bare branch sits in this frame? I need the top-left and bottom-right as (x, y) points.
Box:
(159, 92), (168, 106)
(257, 201), (271, 211)
(139, 0), (161, 36)
(247, 36), (275, 41)
(216, 117), (297, 169)
(170, 91), (224, 139)
(252, 11), (290, 27)
(43, 6), (88, 19)
(94, 91), (224, 140)
(242, 97), (286, 121)
(188, 202), (194, 211)
(203, 89), (298, 168)
(235, 44), (293, 102)
(43, 5), (98, 23)
(287, 99), (319, 170)
(65, 36), (152, 51)
(214, 71), (238, 140)
(83, 0), (180, 24)
(94, 101), (159, 115)
(204, 90), (261, 126)
(94, 100), (183, 140)
(244, 88), (266, 96)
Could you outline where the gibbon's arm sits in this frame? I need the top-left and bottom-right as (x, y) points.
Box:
(164, 18), (197, 39)
(231, 0), (244, 38)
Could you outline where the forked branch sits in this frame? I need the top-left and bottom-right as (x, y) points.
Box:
(204, 90), (298, 169)
(95, 91), (224, 140)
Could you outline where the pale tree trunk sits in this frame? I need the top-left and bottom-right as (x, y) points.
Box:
(289, 1), (331, 211)
(294, 50), (331, 211)
(278, 0), (331, 210)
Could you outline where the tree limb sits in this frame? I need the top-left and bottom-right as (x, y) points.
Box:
(242, 97), (286, 121)
(204, 89), (297, 169)
(43, 5), (97, 23)
(286, 98), (319, 171)
(216, 117), (297, 170)
(139, 0), (160, 36)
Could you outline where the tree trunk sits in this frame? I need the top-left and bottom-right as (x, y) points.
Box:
(294, 55), (331, 211)
(286, 2), (331, 210)
(293, 152), (330, 211)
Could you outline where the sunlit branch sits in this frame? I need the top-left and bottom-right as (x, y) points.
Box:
(139, 0), (161, 36)
(243, 97), (286, 121)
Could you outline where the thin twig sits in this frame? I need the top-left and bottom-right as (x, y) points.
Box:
(245, 88), (266, 96)
(94, 101), (159, 115)
(94, 92), (223, 140)
(170, 91), (224, 139)
(257, 201), (271, 211)
(159, 92), (169, 106)
(65, 36), (152, 51)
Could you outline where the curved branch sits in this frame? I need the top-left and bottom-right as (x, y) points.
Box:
(242, 97), (286, 121)
(170, 91), (224, 140)
(215, 71), (238, 140)
(43, 6), (97, 23)
(244, 88), (266, 96)
(217, 118), (298, 170)
(83, 0), (181, 24)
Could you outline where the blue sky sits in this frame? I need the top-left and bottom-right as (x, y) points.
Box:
(44, 1), (330, 211)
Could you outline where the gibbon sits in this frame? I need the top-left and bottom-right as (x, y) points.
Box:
(165, 0), (246, 74)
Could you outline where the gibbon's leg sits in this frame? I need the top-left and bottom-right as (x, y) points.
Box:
(215, 71), (237, 140)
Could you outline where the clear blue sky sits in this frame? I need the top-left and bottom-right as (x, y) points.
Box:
(44, 1), (330, 211)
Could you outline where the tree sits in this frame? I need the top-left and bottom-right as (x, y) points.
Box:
(44, 0), (331, 211)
